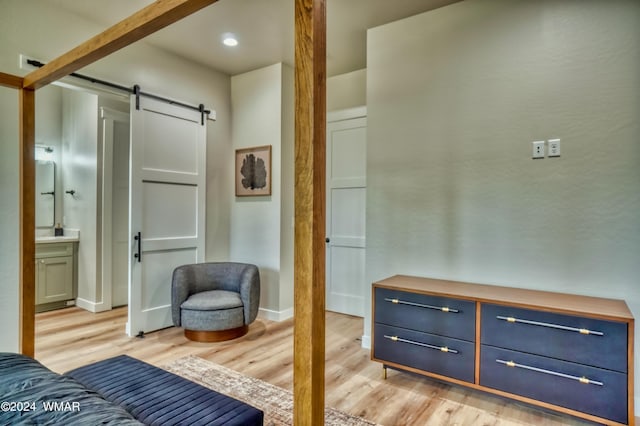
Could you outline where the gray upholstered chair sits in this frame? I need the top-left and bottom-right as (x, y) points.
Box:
(171, 262), (260, 342)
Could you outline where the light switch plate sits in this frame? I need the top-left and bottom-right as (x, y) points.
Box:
(548, 138), (561, 157)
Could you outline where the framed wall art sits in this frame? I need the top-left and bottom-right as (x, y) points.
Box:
(235, 145), (272, 196)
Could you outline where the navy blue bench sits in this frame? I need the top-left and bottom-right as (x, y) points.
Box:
(65, 355), (263, 426)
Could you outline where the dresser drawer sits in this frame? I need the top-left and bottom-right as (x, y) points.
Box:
(481, 304), (627, 372)
(374, 287), (475, 341)
(480, 345), (627, 424)
(374, 324), (475, 383)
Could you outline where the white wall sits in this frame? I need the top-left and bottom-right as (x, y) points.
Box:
(231, 63), (294, 319)
(279, 64), (295, 312)
(366, 0), (640, 412)
(62, 89), (98, 305)
(0, 86), (19, 352)
(327, 69), (366, 112)
(35, 85), (63, 228)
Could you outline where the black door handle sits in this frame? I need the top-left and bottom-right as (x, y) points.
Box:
(134, 232), (141, 262)
(325, 237), (330, 243)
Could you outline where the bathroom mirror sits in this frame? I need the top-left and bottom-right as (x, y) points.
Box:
(35, 160), (55, 227)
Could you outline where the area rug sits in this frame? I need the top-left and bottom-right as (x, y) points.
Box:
(163, 355), (379, 426)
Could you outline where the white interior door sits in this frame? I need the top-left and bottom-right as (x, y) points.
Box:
(326, 108), (367, 317)
(127, 96), (206, 336)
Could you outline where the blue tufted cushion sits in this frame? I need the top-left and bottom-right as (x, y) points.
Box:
(65, 355), (263, 426)
(0, 353), (143, 425)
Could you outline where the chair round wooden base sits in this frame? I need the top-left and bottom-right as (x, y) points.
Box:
(184, 325), (249, 342)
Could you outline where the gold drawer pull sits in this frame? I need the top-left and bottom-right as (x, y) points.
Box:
(384, 298), (460, 313)
(496, 316), (604, 336)
(496, 359), (604, 386)
(383, 335), (459, 354)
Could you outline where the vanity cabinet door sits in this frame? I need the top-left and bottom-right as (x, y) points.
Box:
(36, 256), (74, 304)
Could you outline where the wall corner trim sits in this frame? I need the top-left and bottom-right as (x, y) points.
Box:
(74, 298), (110, 313)
(361, 334), (371, 350)
(258, 307), (294, 322)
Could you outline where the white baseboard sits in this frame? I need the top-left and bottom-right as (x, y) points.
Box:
(75, 298), (110, 313)
(361, 334), (371, 350)
(258, 307), (294, 322)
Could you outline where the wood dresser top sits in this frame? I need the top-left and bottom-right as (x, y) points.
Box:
(374, 275), (634, 322)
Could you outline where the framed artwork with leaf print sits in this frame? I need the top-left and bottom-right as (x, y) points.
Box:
(235, 145), (272, 196)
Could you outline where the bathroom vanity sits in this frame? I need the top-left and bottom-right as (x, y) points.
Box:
(35, 236), (78, 313)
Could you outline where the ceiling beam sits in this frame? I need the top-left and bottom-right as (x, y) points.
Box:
(293, 0), (327, 424)
(22, 0), (218, 90)
(0, 72), (23, 89)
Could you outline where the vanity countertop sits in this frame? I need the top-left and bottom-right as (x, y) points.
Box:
(36, 228), (80, 244)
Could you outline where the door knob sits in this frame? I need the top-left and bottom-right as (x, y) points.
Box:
(325, 238), (330, 243)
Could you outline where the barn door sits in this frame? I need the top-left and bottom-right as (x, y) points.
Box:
(127, 96), (206, 336)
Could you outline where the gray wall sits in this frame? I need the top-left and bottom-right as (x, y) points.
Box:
(366, 0), (639, 411)
(0, 86), (19, 352)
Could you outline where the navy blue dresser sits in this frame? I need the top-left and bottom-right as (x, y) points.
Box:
(371, 275), (635, 426)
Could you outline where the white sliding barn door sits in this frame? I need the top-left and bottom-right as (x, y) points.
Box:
(127, 96), (206, 336)
(326, 108), (367, 317)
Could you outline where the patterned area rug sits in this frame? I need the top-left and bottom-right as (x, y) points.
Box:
(163, 355), (379, 426)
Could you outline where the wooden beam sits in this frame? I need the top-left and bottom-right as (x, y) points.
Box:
(0, 72), (23, 89)
(19, 88), (35, 358)
(293, 0), (326, 425)
(22, 0), (217, 89)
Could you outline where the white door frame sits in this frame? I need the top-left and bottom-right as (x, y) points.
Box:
(101, 107), (130, 310)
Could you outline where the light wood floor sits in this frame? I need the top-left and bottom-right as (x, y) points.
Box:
(35, 307), (597, 426)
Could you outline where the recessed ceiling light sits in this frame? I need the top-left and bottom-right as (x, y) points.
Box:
(223, 36), (238, 47)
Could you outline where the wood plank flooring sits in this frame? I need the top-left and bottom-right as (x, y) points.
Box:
(35, 307), (596, 425)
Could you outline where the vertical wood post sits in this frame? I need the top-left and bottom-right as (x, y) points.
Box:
(19, 88), (36, 357)
(293, 0), (326, 424)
